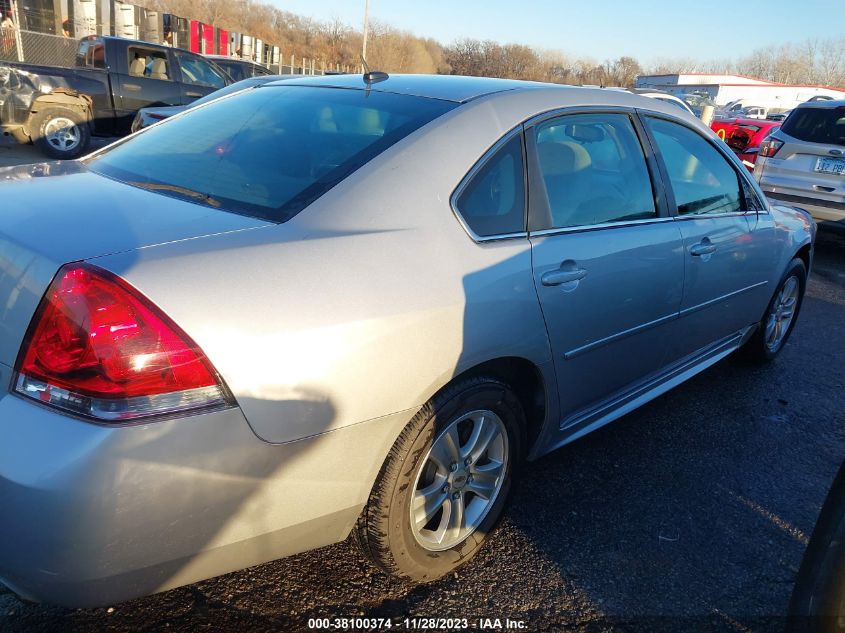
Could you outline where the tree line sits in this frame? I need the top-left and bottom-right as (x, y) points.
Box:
(141, 0), (845, 88)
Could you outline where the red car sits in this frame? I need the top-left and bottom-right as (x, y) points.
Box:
(711, 118), (781, 171)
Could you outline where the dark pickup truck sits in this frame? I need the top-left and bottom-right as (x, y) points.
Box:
(0, 35), (231, 159)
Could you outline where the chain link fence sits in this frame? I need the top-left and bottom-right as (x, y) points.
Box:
(1, 28), (78, 67)
(0, 27), (350, 77)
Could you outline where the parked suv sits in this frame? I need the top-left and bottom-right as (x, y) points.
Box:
(754, 100), (845, 229)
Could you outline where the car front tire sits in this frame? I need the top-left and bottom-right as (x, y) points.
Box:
(742, 257), (807, 362)
(32, 106), (91, 160)
(355, 376), (525, 582)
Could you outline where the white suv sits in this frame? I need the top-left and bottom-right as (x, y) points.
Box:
(754, 100), (845, 228)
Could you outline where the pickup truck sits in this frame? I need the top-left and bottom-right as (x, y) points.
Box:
(0, 35), (231, 159)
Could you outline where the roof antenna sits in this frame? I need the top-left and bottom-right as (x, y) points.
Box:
(361, 55), (389, 85)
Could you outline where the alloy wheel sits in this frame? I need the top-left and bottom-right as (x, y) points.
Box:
(764, 274), (799, 352)
(410, 409), (509, 551)
(45, 117), (81, 153)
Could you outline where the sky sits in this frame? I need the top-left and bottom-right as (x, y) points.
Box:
(270, 0), (842, 64)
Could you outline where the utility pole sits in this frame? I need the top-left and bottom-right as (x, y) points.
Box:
(362, 0), (370, 63)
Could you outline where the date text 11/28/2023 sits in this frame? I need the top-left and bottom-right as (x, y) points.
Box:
(307, 617), (528, 630)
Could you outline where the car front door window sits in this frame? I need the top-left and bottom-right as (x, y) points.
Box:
(644, 115), (770, 363)
(645, 117), (744, 216)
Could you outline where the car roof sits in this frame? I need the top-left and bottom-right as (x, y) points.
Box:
(629, 87), (673, 96)
(264, 73), (560, 103)
(97, 35), (171, 50)
(795, 99), (845, 109)
(206, 55), (259, 64)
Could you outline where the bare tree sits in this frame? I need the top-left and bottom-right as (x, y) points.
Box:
(127, 0), (845, 88)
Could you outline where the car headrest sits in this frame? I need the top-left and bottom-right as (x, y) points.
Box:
(150, 58), (167, 79)
(537, 141), (592, 177)
(568, 124), (606, 143)
(129, 56), (146, 76)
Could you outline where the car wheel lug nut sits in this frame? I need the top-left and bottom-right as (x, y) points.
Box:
(450, 462), (458, 472)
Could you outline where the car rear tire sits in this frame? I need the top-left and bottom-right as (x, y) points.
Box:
(741, 257), (807, 363)
(355, 376), (525, 582)
(32, 106), (91, 159)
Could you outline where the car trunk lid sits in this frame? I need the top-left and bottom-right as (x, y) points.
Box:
(0, 161), (270, 367)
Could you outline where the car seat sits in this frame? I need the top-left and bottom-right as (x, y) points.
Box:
(537, 141), (593, 228)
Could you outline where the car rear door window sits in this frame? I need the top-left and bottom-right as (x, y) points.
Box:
(128, 47), (170, 81)
(454, 134), (526, 237)
(531, 113), (657, 230)
(645, 117), (744, 216)
(781, 107), (845, 146)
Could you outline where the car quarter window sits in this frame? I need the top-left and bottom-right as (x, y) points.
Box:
(645, 117), (745, 216)
(531, 113), (657, 230)
(128, 47), (171, 80)
(454, 134), (526, 238)
(176, 52), (227, 89)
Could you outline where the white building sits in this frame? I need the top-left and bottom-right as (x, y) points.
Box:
(635, 73), (845, 112)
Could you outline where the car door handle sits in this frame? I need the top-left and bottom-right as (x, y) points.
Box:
(541, 267), (587, 287)
(690, 240), (717, 257)
(124, 83), (142, 92)
(186, 91), (202, 98)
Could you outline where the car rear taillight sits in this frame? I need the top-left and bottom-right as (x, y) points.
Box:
(760, 136), (784, 158)
(14, 263), (232, 422)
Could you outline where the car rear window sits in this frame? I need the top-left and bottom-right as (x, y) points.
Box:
(86, 86), (456, 222)
(781, 106), (845, 146)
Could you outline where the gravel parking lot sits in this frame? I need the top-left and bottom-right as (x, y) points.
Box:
(1, 140), (843, 632)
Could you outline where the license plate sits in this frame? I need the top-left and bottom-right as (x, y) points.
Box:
(814, 157), (845, 176)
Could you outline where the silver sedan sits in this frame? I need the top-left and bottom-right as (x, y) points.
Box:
(0, 74), (815, 607)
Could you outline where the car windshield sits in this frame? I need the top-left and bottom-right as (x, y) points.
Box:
(86, 86), (456, 222)
(781, 106), (845, 146)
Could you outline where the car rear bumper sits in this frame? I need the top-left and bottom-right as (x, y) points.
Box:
(763, 191), (845, 227)
(0, 361), (407, 607)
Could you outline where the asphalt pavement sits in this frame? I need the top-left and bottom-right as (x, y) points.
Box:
(0, 141), (843, 631)
(0, 136), (114, 166)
